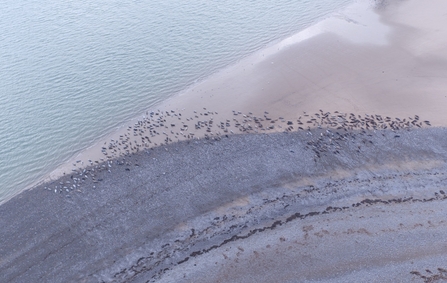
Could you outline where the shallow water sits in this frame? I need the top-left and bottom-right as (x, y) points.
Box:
(0, 0), (354, 202)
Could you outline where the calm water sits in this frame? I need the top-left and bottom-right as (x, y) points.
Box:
(0, 0), (353, 203)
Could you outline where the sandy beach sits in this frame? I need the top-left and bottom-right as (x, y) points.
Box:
(162, 0), (447, 124)
(30, 0), (447, 189)
(2, 127), (447, 282)
(2, 0), (447, 282)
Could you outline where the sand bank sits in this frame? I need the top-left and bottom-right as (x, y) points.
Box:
(1, 127), (447, 282)
(36, 0), (447, 189)
(162, 0), (447, 126)
(2, 0), (447, 282)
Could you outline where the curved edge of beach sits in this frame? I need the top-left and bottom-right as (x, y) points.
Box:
(2, 0), (447, 282)
(8, 0), (447, 202)
(1, 127), (447, 282)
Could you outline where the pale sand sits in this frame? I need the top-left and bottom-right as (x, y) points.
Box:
(32, 0), (447, 187)
(161, 0), (447, 126)
(116, 1), (447, 281)
(3, 0), (447, 282)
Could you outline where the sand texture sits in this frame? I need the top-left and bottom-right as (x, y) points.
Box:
(34, 0), (447, 188)
(2, 0), (447, 282)
(161, 0), (447, 127)
(2, 127), (447, 282)
(29, 0), (447, 186)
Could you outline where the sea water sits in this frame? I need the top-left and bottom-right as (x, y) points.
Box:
(0, 0), (355, 203)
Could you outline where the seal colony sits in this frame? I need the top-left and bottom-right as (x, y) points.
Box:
(2, 109), (447, 282)
(39, 109), (430, 195)
(3, 0), (447, 281)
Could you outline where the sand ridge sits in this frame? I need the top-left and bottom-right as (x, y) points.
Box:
(2, 0), (447, 282)
(35, 109), (431, 196)
(25, 0), (447, 201)
(2, 126), (447, 282)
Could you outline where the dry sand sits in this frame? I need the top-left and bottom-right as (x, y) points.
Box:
(161, 0), (447, 126)
(35, 0), (447, 185)
(2, 0), (447, 282)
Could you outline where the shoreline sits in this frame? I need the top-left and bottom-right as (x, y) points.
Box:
(3, 0), (447, 205)
(16, 105), (432, 205)
(35, 0), (447, 187)
(1, 0), (362, 205)
(3, 0), (447, 281)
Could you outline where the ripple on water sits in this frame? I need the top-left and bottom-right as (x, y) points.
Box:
(0, 0), (354, 203)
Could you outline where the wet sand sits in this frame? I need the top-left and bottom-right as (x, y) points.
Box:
(2, 0), (447, 282)
(26, 0), (447, 189)
(1, 127), (447, 282)
(30, 0), (447, 191)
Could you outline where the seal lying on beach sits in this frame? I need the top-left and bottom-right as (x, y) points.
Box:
(1, 123), (447, 282)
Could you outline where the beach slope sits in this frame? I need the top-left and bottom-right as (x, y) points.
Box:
(2, 0), (447, 282)
(1, 127), (447, 282)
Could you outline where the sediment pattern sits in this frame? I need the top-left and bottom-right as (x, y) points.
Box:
(52, 110), (430, 193)
(0, 113), (446, 282)
(99, 110), (428, 159)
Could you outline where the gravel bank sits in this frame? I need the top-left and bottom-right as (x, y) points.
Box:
(1, 127), (447, 282)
